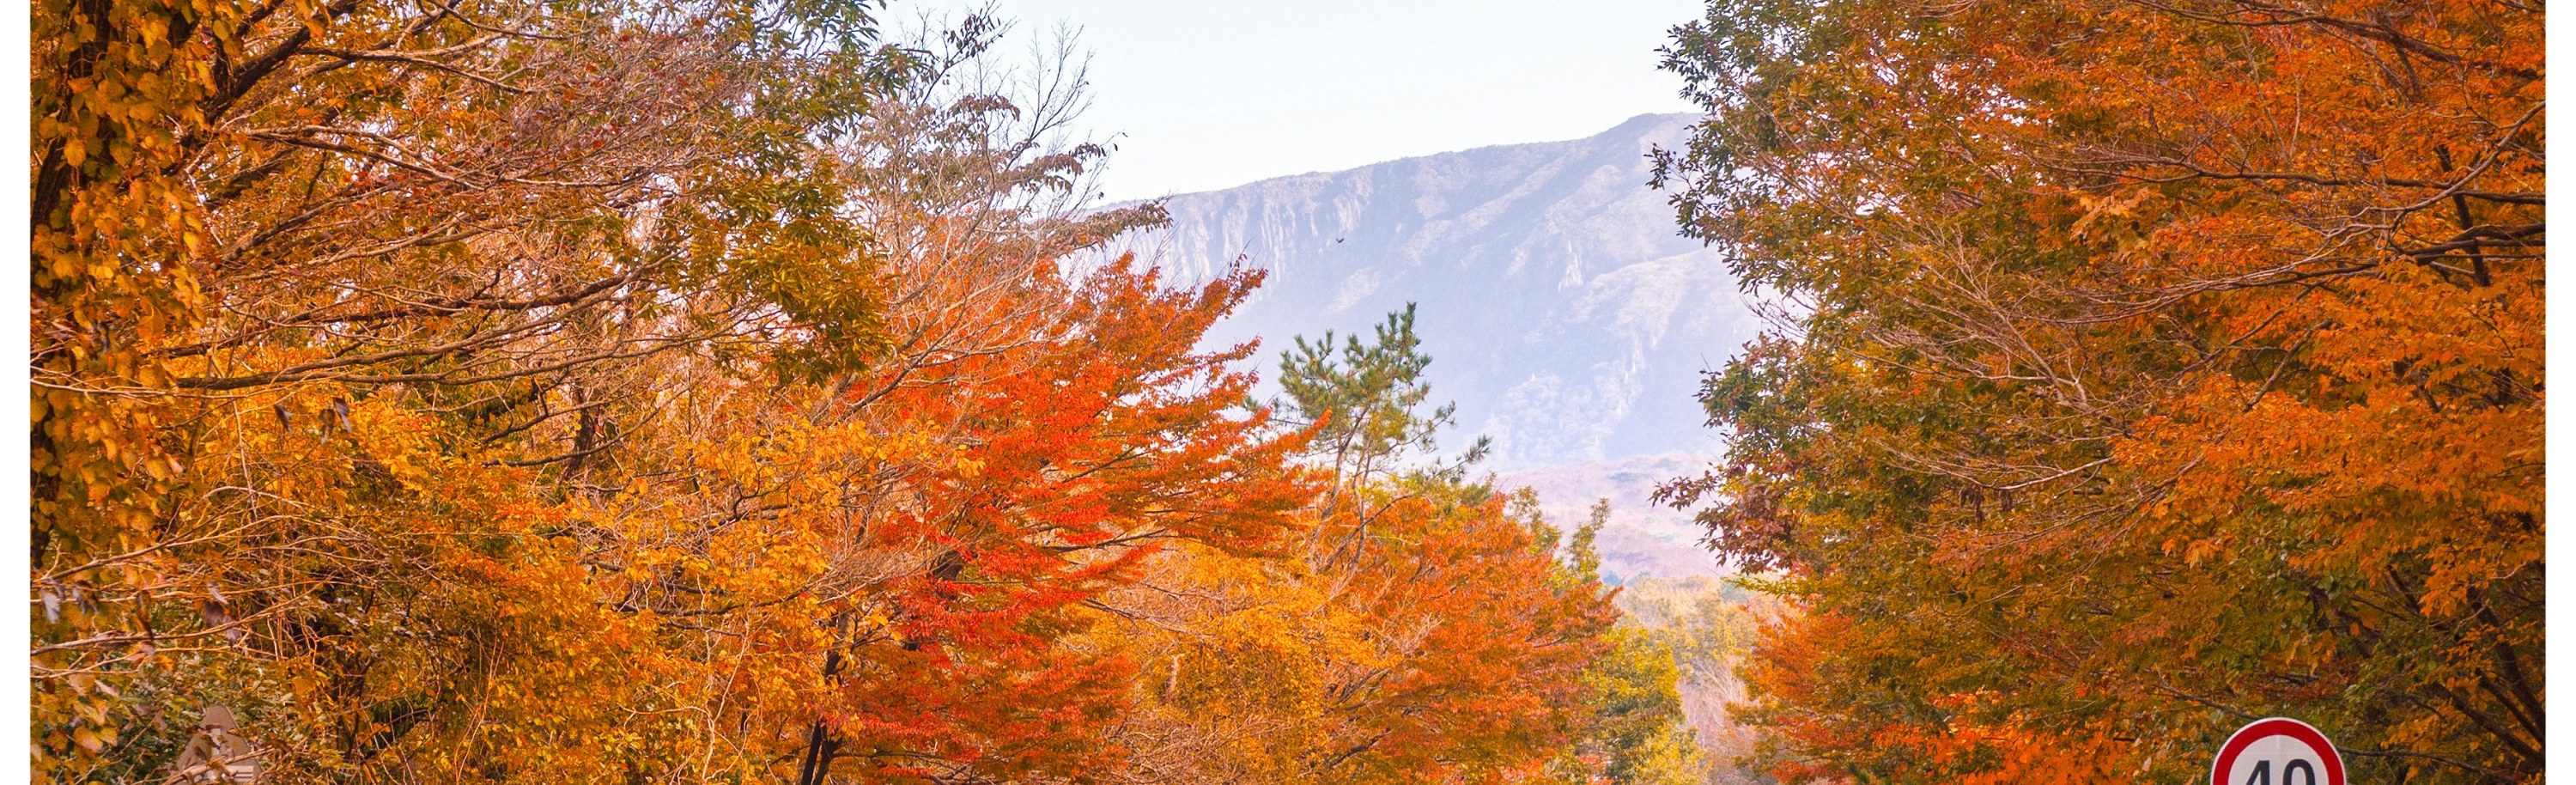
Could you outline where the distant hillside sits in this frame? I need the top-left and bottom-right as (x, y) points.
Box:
(1619, 575), (1777, 784)
(1106, 113), (1759, 470)
(1496, 453), (1721, 580)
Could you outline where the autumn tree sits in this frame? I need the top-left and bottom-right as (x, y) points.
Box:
(1277, 308), (1606, 785)
(1091, 308), (1638, 785)
(1614, 575), (1777, 785)
(677, 24), (1317, 782)
(33, 0), (912, 778)
(1655, 0), (2540, 782)
(1556, 502), (1716, 785)
(28, 4), (1321, 782)
(1564, 625), (1714, 785)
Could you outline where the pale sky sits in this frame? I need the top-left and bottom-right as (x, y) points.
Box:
(902, 1), (1708, 201)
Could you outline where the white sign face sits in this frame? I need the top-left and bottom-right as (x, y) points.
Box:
(2210, 718), (2344, 785)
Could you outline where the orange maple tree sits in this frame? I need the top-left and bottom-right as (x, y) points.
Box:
(1656, 0), (2541, 782)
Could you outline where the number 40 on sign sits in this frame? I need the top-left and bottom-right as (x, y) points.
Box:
(2210, 718), (2344, 785)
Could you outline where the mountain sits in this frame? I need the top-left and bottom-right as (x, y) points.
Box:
(1107, 113), (1759, 470)
(1099, 113), (1754, 579)
(1494, 453), (1720, 581)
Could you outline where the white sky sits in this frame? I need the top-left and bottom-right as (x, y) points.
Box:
(901, 0), (1707, 201)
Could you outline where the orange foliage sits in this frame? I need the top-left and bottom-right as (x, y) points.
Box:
(1659, 0), (2540, 782)
(29, 6), (1655, 784)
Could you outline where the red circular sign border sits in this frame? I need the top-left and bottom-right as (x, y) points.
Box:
(2209, 717), (2345, 785)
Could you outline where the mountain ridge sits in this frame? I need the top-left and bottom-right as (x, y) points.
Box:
(1105, 113), (1753, 470)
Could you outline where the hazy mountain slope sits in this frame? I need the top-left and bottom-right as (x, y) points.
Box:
(1495, 453), (1720, 581)
(1109, 113), (1758, 470)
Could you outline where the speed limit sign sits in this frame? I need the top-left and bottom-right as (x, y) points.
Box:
(2210, 717), (2344, 785)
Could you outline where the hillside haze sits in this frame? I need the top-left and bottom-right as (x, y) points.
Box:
(1106, 113), (1754, 579)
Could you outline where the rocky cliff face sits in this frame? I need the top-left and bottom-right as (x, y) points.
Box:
(1107, 113), (1758, 471)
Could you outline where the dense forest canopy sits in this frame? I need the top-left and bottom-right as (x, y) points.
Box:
(28, 0), (2545, 783)
(1654, 0), (2542, 782)
(29, 2), (1727, 782)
